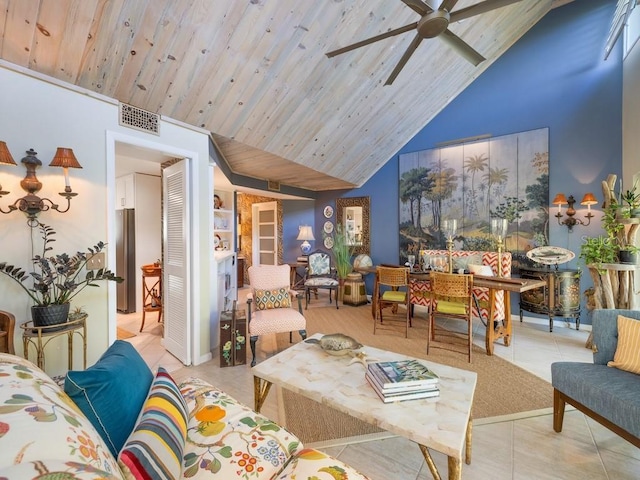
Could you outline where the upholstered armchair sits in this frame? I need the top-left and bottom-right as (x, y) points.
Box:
(304, 249), (339, 309)
(246, 265), (307, 366)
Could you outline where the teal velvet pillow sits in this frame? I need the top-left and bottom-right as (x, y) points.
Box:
(64, 340), (153, 457)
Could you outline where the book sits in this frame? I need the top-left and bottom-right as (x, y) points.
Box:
(365, 369), (436, 394)
(367, 359), (439, 389)
(365, 374), (439, 403)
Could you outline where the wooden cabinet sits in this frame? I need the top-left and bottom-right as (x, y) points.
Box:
(237, 256), (245, 287)
(519, 267), (581, 332)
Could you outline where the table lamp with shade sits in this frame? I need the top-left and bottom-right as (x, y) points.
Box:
(297, 225), (315, 255)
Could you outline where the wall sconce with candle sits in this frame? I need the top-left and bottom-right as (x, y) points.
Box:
(552, 192), (597, 232)
(0, 142), (82, 225)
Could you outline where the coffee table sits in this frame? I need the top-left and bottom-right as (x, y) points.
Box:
(252, 333), (477, 480)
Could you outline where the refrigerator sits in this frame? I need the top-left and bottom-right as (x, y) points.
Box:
(116, 208), (136, 313)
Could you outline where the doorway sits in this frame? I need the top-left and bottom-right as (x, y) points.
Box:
(252, 201), (278, 266)
(108, 132), (196, 366)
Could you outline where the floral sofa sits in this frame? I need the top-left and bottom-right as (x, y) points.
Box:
(0, 342), (370, 479)
(410, 249), (512, 323)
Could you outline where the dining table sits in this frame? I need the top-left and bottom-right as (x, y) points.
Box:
(356, 266), (547, 355)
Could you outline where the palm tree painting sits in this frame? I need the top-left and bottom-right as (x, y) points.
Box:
(398, 127), (549, 271)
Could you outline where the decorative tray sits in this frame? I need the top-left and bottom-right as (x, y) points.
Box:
(526, 246), (575, 265)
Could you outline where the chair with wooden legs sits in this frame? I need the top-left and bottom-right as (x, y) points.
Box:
(427, 272), (474, 363)
(374, 266), (411, 337)
(247, 264), (307, 366)
(0, 310), (16, 354)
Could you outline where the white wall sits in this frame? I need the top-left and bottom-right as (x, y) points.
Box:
(623, 7), (640, 184)
(0, 61), (214, 375)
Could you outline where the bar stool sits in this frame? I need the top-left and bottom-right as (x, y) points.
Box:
(141, 264), (162, 332)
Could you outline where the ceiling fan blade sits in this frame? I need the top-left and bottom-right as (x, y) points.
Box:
(439, 0), (460, 13)
(326, 22), (418, 58)
(400, 0), (433, 16)
(440, 29), (485, 66)
(385, 33), (423, 86)
(450, 0), (524, 23)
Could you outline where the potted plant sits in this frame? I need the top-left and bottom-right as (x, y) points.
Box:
(327, 223), (355, 300)
(621, 180), (640, 218)
(578, 236), (617, 272)
(0, 223), (123, 328)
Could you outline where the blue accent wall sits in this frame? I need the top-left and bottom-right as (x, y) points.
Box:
(317, 0), (623, 319)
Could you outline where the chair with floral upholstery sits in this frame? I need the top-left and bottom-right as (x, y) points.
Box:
(303, 249), (340, 309)
(247, 264), (307, 366)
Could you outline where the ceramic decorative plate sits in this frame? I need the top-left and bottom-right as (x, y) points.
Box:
(324, 221), (334, 234)
(324, 236), (334, 249)
(323, 205), (334, 218)
(526, 246), (575, 265)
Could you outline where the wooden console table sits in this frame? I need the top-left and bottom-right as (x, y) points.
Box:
(21, 314), (87, 371)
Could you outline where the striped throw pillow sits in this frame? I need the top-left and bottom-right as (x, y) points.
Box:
(118, 367), (188, 480)
(254, 286), (291, 310)
(608, 315), (640, 374)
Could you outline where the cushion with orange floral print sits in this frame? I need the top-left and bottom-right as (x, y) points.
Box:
(179, 377), (303, 479)
(0, 353), (123, 479)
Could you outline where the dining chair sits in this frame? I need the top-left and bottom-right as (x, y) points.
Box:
(427, 272), (474, 362)
(373, 266), (411, 337)
(247, 265), (307, 366)
(0, 310), (16, 355)
(303, 249), (339, 309)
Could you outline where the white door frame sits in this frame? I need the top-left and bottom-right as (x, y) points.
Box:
(106, 131), (201, 364)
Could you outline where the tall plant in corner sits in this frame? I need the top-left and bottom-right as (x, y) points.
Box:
(329, 223), (355, 280)
(0, 223), (122, 307)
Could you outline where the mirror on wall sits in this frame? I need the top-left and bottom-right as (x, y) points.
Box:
(336, 196), (370, 255)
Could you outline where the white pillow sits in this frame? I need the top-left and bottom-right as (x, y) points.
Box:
(468, 264), (494, 276)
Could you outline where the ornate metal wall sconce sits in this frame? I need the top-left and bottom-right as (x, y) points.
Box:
(552, 192), (597, 232)
(0, 141), (82, 225)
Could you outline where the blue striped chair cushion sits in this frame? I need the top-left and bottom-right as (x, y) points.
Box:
(118, 367), (188, 479)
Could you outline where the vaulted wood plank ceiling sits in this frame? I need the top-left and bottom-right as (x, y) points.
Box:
(0, 0), (568, 191)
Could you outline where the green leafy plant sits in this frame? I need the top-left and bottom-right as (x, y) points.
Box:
(0, 223), (122, 306)
(579, 236), (617, 271)
(328, 223), (355, 279)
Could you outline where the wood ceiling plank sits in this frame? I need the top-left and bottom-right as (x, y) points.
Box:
(1, 0), (39, 66)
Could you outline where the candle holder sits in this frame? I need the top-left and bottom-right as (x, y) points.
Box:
(491, 218), (508, 278)
(442, 219), (457, 273)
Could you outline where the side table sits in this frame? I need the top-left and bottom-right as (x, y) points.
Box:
(21, 315), (87, 371)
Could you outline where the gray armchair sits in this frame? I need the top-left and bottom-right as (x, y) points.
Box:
(551, 309), (640, 448)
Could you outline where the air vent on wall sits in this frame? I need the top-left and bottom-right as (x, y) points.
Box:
(119, 103), (160, 135)
(268, 180), (280, 192)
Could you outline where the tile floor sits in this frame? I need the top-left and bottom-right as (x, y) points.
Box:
(118, 296), (640, 480)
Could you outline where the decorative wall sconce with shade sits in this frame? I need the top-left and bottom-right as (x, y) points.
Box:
(297, 225), (315, 255)
(0, 142), (82, 225)
(552, 192), (597, 232)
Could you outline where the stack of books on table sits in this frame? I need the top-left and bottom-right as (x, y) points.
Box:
(365, 359), (440, 403)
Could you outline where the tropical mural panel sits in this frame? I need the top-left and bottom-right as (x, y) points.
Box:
(398, 127), (549, 271)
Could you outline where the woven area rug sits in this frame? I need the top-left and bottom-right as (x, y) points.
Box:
(276, 300), (553, 444)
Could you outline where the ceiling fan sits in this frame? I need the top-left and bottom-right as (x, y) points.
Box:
(326, 0), (526, 86)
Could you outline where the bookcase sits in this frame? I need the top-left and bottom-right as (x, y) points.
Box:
(214, 190), (235, 252)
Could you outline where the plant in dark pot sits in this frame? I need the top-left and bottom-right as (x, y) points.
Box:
(0, 223), (123, 330)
